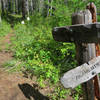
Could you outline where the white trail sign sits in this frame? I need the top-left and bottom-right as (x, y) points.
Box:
(61, 56), (100, 89)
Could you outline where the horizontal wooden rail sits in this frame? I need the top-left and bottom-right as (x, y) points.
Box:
(52, 23), (100, 43)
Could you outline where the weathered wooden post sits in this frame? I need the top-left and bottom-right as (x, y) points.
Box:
(86, 3), (100, 100)
(52, 2), (100, 100)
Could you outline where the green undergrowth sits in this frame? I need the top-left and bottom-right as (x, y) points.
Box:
(0, 20), (11, 37)
(11, 21), (76, 83)
(5, 13), (82, 99)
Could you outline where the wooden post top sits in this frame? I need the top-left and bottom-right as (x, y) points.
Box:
(52, 22), (100, 43)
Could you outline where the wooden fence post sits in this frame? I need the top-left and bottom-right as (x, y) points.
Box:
(72, 10), (96, 100)
(86, 2), (100, 99)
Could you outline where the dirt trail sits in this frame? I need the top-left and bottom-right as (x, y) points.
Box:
(0, 31), (49, 100)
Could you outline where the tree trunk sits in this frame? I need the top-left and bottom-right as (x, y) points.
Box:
(18, 0), (22, 14)
(29, 0), (33, 15)
(15, 0), (18, 14)
(38, 0), (44, 14)
(0, 0), (2, 23)
(8, 0), (11, 13)
(22, 0), (29, 19)
(1, 0), (6, 15)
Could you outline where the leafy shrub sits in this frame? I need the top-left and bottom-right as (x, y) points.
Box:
(11, 15), (76, 85)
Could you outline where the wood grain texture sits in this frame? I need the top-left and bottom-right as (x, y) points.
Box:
(52, 23), (100, 43)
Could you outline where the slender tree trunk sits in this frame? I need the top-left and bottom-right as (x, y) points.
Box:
(6, 0), (9, 13)
(1, 0), (7, 15)
(8, 0), (11, 13)
(0, 0), (2, 23)
(32, 0), (38, 11)
(12, 0), (15, 14)
(38, 0), (44, 14)
(15, 0), (18, 14)
(18, 0), (21, 14)
(22, 0), (25, 18)
(22, 0), (29, 18)
(29, 0), (33, 14)
(1, 0), (4, 14)
(26, 0), (29, 16)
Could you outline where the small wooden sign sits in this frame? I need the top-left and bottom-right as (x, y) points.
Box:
(61, 56), (100, 89)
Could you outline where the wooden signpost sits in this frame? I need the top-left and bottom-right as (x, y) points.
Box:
(52, 2), (100, 100)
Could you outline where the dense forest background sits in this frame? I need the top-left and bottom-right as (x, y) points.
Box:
(0, 0), (100, 100)
(0, 0), (100, 23)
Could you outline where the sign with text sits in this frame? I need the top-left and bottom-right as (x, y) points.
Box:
(61, 56), (100, 89)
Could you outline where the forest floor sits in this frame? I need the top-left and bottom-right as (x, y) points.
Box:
(0, 30), (73, 100)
